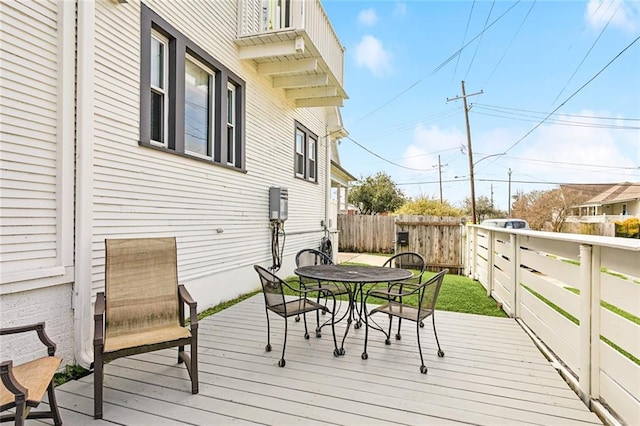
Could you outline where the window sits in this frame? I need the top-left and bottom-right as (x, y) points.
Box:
(294, 121), (317, 182)
(308, 137), (316, 180)
(226, 83), (236, 165)
(295, 129), (305, 177)
(140, 5), (245, 170)
(184, 56), (214, 158)
(150, 32), (168, 146)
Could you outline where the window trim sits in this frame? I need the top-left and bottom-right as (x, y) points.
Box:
(293, 121), (318, 183)
(140, 4), (246, 171)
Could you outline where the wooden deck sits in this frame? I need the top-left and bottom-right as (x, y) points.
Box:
(48, 295), (602, 425)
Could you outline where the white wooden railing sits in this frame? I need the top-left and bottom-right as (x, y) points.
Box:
(467, 226), (640, 425)
(237, 0), (344, 84)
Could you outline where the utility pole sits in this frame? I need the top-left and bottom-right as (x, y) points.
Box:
(508, 168), (512, 217)
(490, 183), (494, 208)
(447, 81), (483, 224)
(438, 155), (443, 203)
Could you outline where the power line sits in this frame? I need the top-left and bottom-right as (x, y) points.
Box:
(354, 0), (521, 123)
(344, 135), (436, 172)
(502, 155), (640, 170)
(503, 34), (640, 155)
(484, 1), (536, 86)
(451, 0), (476, 86)
(548, 0), (621, 109)
(396, 177), (638, 187)
(474, 103), (640, 121)
(473, 110), (640, 129)
(464, 0), (495, 80)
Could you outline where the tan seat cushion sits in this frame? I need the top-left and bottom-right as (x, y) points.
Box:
(104, 325), (191, 353)
(0, 356), (61, 407)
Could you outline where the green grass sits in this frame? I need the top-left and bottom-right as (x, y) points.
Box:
(196, 290), (261, 321)
(53, 364), (91, 387)
(285, 269), (507, 318)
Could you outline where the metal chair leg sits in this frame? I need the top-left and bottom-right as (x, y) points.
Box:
(279, 317), (288, 367)
(433, 314), (444, 357)
(264, 309), (272, 352)
(47, 381), (62, 425)
(94, 352), (104, 419)
(396, 317), (402, 340)
(416, 321), (427, 374)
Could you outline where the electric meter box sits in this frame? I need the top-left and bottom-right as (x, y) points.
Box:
(269, 187), (288, 221)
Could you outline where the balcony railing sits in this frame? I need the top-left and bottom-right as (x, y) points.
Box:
(468, 226), (640, 425)
(236, 0), (346, 107)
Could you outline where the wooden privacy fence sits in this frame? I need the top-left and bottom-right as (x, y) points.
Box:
(337, 214), (395, 254)
(337, 214), (465, 273)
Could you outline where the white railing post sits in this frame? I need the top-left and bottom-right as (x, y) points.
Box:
(512, 234), (521, 318)
(472, 226), (478, 280)
(291, 0), (304, 29)
(578, 244), (593, 406)
(486, 231), (494, 297)
(590, 245), (601, 401)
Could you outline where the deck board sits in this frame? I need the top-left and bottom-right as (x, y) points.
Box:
(48, 294), (602, 425)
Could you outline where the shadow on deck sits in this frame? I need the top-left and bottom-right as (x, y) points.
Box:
(50, 295), (602, 425)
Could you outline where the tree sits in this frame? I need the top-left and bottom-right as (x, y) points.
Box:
(395, 197), (464, 217)
(511, 187), (590, 231)
(461, 196), (505, 221)
(348, 172), (406, 215)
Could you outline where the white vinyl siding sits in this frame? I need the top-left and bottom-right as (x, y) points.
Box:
(0, 0), (73, 288)
(91, 0), (330, 302)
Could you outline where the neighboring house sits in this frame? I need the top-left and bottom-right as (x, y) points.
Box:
(571, 183), (640, 220)
(0, 0), (350, 368)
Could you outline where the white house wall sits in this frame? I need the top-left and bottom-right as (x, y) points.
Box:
(1, 0), (338, 367)
(90, 1), (330, 308)
(0, 0), (75, 366)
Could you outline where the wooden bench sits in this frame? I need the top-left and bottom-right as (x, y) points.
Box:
(0, 323), (62, 426)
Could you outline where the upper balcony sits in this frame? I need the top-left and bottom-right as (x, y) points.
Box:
(236, 0), (347, 108)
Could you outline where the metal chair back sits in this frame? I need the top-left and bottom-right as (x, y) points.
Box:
(383, 252), (426, 284)
(254, 264), (288, 316)
(416, 269), (447, 321)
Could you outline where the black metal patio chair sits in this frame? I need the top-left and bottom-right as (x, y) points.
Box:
(254, 265), (340, 367)
(362, 269), (448, 374)
(294, 248), (350, 333)
(367, 252), (426, 339)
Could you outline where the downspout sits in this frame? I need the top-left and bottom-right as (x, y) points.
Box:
(73, 0), (95, 368)
(325, 128), (331, 233)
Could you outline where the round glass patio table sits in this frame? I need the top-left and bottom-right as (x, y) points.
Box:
(294, 264), (413, 355)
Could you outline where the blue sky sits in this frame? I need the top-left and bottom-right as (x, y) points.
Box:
(322, 0), (640, 211)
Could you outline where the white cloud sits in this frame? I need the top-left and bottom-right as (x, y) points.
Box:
(354, 35), (393, 77)
(394, 2), (407, 17)
(398, 125), (468, 196)
(358, 8), (378, 27)
(508, 111), (639, 191)
(585, 0), (640, 32)
(395, 113), (640, 207)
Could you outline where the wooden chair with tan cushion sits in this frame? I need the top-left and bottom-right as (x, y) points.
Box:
(0, 322), (62, 426)
(93, 237), (198, 419)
